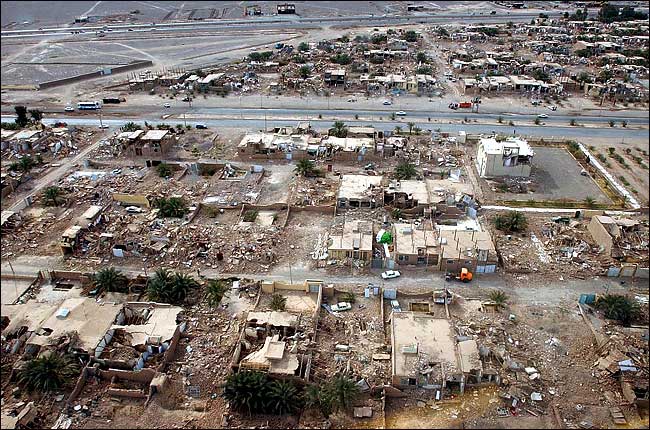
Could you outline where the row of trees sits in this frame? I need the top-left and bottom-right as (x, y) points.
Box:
(0, 106), (44, 129)
(223, 371), (360, 417)
(92, 267), (229, 308)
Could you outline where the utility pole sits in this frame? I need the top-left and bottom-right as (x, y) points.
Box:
(8, 260), (18, 300)
(99, 109), (104, 128)
(289, 264), (293, 285)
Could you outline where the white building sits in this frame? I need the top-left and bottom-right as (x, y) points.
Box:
(476, 137), (534, 178)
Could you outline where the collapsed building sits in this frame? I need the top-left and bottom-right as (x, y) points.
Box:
(390, 312), (497, 394)
(336, 174), (384, 210)
(476, 137), (534, 178)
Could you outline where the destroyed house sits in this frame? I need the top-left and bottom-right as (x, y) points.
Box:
(2, 297), (122, 357)
(393, 223), (439, 266)
(235, 311), (311, 380)
(384, 180), (430, 210)
(438, 230), (497, 274)
(324, 69), (346, 86)
(391, 312), (491, 393)
(587, 215), (643, 258)
(476, 137), (534, 178)
(336, 174), (383, 209)
(328, 220), (374, 263)
(137, 130), (174, 157)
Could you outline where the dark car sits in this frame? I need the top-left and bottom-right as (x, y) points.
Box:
(196, 124), (208, 129)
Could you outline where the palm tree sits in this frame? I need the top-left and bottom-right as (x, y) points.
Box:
(341, 291), (356, 304)
(534, 118), (540, 125)
(299, 65), (310, 79)
(391, 208), (402, 219)
(412, 126), (421, 135)
(494, 211), (528, 232)
(295, 159), (317, 177)
(266, 379), (302, 415)
(147, 268), (173, 303)
(570, 119), (577, 126)
(621, 120), (627, 128)
(157, 163), (172, 178)
(328, 374), (360, 412)
(394, 126), (402, 135)
(18, 156), (34, 173)
(18, 353), (78, 392)
(206, 279), (228, 307)
(608, 120), (615, 127)
(488, 290), (508, 310)
(94, 267), (128, 294)
(595, 294), (640, 325)
(222, 371), (269, 415)
(43, 186), (63, 206)
(157, 197), (188, 218)
(497, 116), (503, 124)
(170, 272), (199, 303)
(304, 383), (334, 418)
(407, 122), (415, 135)
(584, 196), (596, 208)
(394, 162), (417, 180)
(329, 121), (348, 138)
(270, 294), (287, 311)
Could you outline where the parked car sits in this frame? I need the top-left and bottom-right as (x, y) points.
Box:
(163, 103), (171, 108)
(537, 114), (548, 119)
(125, 206), (143, 213)
(196, 123), (208, 129)
(64, 106), (74, 112)
(395, 111), (406, 116)
(383, 100), (392, 105)
(98, 124), (109, 129)
(331, 302), (352, 312)
(381, 270), (401, 280)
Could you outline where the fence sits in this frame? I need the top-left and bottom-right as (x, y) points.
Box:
(38, 60), (153, 89)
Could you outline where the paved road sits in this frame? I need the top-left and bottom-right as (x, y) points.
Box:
(4, 133), (106, 213)
(1, 256), (646, 306)
(3, 115), (647, 140)
(1, 11), (560, 39)
(14, 104), (647, 125)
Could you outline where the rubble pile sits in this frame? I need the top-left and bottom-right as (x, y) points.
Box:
(290, 176), (337, 206)
(313, 292), (389, 387)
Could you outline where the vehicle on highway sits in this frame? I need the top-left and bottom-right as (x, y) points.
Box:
(383, 100), (392, 105)
(381, 270), (401, 280)
(125, 206), (143, 214)
(77, 101), (102, 110)
(163, 103), (171, 108)
(347, 98), (356, 102)
(537, 114), (548, 119)
(98, 124), (109, 129)
(64, 106), (74, 112)
(395, 111), (406, 116)
(196, 123), (208, 129)
(331, 302), (352, 312)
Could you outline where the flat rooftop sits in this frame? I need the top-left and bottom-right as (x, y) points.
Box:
(392, 312), (457, 378)
(393, 223), (438, 256)
(338, 174), (383, 201)
(386, 180), (430, 205)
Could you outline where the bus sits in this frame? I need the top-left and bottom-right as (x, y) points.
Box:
(77, 101), (102, 110)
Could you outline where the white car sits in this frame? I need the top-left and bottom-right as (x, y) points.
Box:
(381, 270), (401, 280)
(537, 114), (548, 119)
(331, 302), (352, 312)
(163, 103), (171, 108)
(383, 100), (392, 105)
(64, 106), (74, 112)
(98, 124), (109, 129)
(395, 111), (406, 116)
(125, 206), (143, 213)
